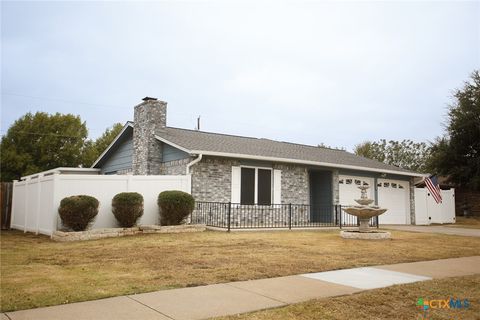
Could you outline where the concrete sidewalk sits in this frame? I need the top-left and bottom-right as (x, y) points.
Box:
(4, 256), (479, 320)
(385, 225), (480, 237)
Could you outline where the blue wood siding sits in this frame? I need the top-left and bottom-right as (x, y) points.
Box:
(163, 144), (189, 162)
(101, 137), (133, 174)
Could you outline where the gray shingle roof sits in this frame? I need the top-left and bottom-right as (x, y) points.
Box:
(159, 127), (416, 175)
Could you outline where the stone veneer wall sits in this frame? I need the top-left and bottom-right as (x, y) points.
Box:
(272, 163), (310, 205)
(409, 177), (416, 225)
(52, 225), (206, 242)
(332, 169), (340, 205)
(132, 99), (166, 175)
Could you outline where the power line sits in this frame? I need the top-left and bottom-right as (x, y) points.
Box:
(0, 130), (86, 139)
(2, 93), (128, 109)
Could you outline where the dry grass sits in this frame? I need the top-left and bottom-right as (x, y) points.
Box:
(449, 217), (480, 229)
(1, 229), (480, 312)
(217, 275), (480, 320)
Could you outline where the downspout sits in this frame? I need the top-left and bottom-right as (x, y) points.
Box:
(186, 154), (203, 175)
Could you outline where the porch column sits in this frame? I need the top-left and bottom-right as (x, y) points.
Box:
(332, 169), (339, 205)
(409, 177), (416, 225)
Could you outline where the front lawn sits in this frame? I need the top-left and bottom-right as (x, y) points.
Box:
(1, 229), (480, 312)
(217, 275), (480, 320)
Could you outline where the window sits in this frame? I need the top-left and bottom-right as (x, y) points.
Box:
(240, 167), (272, 205)
(240, 168), (255, 205)
(257, 169), (272, 205)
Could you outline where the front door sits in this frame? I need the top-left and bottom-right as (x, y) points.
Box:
(309, 170), (333, 223)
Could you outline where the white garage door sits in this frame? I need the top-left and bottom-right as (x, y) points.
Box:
(377, 179), (410, 224)
(339, 175), (374, 205)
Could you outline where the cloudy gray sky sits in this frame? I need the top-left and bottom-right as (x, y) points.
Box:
(1, 1), (479, 151)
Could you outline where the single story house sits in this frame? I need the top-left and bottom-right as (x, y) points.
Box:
(91, 97), (425, 225)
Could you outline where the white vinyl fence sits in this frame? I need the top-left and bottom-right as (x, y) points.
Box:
(414, 188), (455, 225)
(11, 172), (191, 236)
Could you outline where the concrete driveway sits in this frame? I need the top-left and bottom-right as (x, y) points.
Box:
(385, 225), (480, 237)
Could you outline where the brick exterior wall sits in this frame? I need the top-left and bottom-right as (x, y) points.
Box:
(132, 99), (166, 175)
(189, 157), (311, 205)
(190, 157), (312, 226)
(162, 158), (192, 175)
(191, 157), (239, 202)
(192, 204), (311, 228)
(272, 163), (310, 205)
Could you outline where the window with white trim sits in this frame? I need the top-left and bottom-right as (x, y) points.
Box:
(240, 167), (272, 205)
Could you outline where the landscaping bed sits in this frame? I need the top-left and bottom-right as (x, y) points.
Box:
(1, 229), (480, 312)
(52, 224), (206, 242)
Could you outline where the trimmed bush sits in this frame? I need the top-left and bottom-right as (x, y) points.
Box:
(58, 195), (99, 231)
(158, 191), (195, 225)
(112, 192), (144, 227)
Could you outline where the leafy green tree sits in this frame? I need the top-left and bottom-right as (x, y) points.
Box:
(354, 141), (385, 163)
(354, 139), (431, 173)
(0, 112), (89, 181)
(93, 123), (123, 156)
(82, 123), (123, 167)
(317, 143), (345, 151)
(427, 70), (480, 190)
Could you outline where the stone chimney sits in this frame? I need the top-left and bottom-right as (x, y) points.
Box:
(132, 97), (166, 175)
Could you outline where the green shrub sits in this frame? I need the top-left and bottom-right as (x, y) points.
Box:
(58, 195), (99, 231)
(157, 191), (195, 225)
(112, 192), (144, 227)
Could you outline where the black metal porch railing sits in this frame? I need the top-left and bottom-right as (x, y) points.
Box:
(190, 201), (379, 230)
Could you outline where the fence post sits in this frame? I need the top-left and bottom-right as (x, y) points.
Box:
(339, 205), (342, 229)
(227, 202), (231, 232)
(1, 182), (13, 230)
(288, 203), (292, 230)
(334, 205), (337, 226)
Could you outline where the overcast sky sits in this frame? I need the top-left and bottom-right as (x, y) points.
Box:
(1, 1), (479, 151)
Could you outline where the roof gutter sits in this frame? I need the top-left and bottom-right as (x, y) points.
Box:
(186, 154), (203, 175)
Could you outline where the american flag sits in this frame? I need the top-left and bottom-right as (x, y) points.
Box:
(425, 175), (442, 204)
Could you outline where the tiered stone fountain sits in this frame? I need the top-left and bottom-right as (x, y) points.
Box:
(340, 185), (391, 239)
